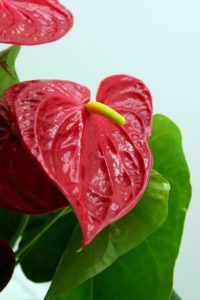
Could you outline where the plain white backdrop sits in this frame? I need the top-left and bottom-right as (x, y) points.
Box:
(0, 0), (200, 299)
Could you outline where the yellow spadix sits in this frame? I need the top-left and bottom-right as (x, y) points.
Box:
(86, 101), (126, 126)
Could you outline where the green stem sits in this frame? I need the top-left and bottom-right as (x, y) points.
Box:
(15, 206), (73, 263)
(10, 215), (30, 247)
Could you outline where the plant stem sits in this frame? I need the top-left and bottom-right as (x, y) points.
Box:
(10, 215), (30, 247)
(15, 206), (73, 263)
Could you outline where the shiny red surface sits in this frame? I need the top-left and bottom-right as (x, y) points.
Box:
(0, 240), (15, 291)
(0, 0), (73, 45)
(0, 101), (69, 214)
(4, 75), (153, 245)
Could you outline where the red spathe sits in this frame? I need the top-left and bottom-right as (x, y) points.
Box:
(0, 100), (69, 214)
(4, 75), (153, 246)
(0, 0), (73, 45)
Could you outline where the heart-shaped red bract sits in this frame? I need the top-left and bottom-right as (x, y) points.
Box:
(0, 100), (69, 214)
(4, 75), (153, 246)
(0, 0), (73, 45)
(0, 240), (15, 292)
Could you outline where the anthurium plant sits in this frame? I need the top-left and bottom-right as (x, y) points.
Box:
(0, 1), (191, 300)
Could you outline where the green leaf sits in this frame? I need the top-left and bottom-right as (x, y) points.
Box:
(19, 212), (77, 283)
(52, 281), (93, 300)
(0, 209), (22, 243)
(0, 46), (20, 98)
(45, 169), (169, 299)
(171, 290), (182, 300)
(90, 114), (191, 300)
(60, 273), (183, 300)
(147, 114), (191, 299)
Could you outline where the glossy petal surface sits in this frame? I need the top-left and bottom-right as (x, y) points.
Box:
(0, 240), (15, 291)
(0, 0), (73, 45)
(97, 74), (152, 135)
(0, 101), (69, 214)
(5, 75), (153, 245)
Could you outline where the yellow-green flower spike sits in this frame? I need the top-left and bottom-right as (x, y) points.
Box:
(86, 101), (126, 126)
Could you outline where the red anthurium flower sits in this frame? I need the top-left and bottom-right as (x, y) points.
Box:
(0, 0), (73, 45)
(0, 100), (69, 214)
(4, 75), (153, 246)
(0, 240), (15, 291)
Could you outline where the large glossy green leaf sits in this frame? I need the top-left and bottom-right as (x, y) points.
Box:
(89, 114), (191, 300)
(19, 212), (77, 283)
(52, 281), (93, 300)
(0, 209), (22, 243)
(45, 170), (170, 299)
(0, 46), (20, 98)
(59, 276), (183, 300)
(147, 114), (191, 299)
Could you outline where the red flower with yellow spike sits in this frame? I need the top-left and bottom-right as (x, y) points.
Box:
(0, 75), (153, 246)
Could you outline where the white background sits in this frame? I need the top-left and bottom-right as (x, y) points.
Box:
(0, 0), (200, 299)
